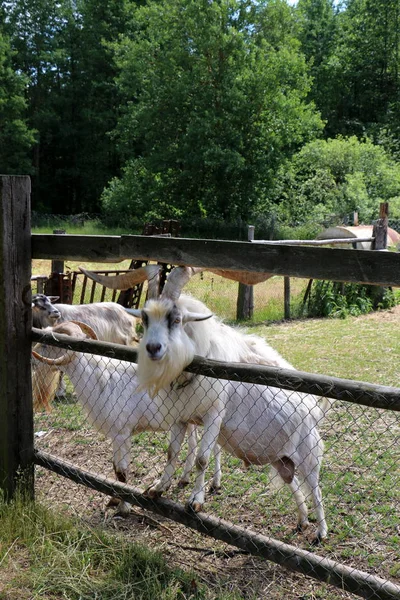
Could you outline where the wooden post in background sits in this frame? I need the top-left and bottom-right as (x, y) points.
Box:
(51, 229), (66, 273)
(372, 203), (389, 250)
(0, 175), (34, 500)
(236, 225), (255, 320)
(284, 276), (291, 320)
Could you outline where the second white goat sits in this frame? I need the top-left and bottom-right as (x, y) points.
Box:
(129, 267), (329, 543)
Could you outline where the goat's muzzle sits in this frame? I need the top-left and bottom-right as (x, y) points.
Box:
(146, 342), (163, 360)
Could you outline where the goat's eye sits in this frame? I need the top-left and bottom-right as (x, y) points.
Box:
(174, 317), (181, 324)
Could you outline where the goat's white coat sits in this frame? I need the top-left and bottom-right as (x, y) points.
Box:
(32, 296), (139, 407)
(136, 294), (328, 541)
(32, 321), (222, 513)
(32, 296), (137, 345)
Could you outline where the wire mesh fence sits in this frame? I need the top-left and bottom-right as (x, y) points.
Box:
(31, 328), (400, 600)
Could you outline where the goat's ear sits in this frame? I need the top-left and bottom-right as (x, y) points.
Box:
(124, 308), (142, 318)
(49, 296), (60, 303)
(182, 312), (213, 324)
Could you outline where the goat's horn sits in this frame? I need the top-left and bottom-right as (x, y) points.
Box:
(161, 266), (204, 301)
(70, 320), (98, 339)
(209, 269), (273, 285)
(79, 264), (161, 291)
(32, 350), (72, 366)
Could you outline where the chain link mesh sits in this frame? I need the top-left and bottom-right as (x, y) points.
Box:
(31, 334), (400, 599)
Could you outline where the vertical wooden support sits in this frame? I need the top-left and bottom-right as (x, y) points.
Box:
(284, 276), (291, 320)
(236, 225), (255, 320)
(372, 203), (389, 250)
(0, 176), (34, 501)
(51, 229), (66, 273)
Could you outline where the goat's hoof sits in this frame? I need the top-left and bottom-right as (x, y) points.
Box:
(186, 500), (203, 513)
(295, 520), (309, 534)
(107, 497), (121, 508)
(146, 488), (163, 499)
(177, 479), (190, 488)
(115, 502), (131, 517)
(310, 533), (324, 546)
(208, 484), (221, 495)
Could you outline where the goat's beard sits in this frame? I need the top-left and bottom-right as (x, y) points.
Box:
(137, 335), (195, 398)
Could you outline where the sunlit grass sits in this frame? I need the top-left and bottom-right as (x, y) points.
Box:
(0, 494), (244, 600)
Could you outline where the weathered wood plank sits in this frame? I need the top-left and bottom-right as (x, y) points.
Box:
(32, 233), (122, 262)
(32, 234), (400, 286)
(236, 225), (254, 319)
(0, 176), (34, 500)
(31, 328), (400, 411)
(34, 449), (400, 600)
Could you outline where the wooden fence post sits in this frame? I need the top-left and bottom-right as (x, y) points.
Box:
(284, 276), (291, 319)
(372, 203), (389, 250)
(51, 229), (66, 273)
(236, 225), (255, 320)
(0, 175), (34, 500)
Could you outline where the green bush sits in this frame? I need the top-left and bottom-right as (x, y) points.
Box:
(305, 281), (397, 319)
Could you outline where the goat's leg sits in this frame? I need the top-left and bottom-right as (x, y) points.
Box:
(108, 432), (131, 516)
(178, 425), (222, 493)
(303, 471), (327, 543)
(209, 441), (222, 494)
(178, 424), (198, 487)
(187, 412), (223, 512)
(272, 457), (310, 534)
(288, 476), (310, 533)
(146, 422), (187, 498)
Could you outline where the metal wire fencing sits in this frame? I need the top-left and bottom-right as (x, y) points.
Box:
(30, 328), (400, 600)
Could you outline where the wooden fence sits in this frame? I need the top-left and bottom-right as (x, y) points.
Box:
(2, 175), (400, 600)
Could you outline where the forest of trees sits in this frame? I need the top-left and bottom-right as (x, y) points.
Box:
(2, 0), (400, 233)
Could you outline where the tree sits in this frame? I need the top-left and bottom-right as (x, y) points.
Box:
(0, 23), (35, 173)
(330, 0), (400, 136)
(295, 0), (341, 135)
(4, 0), (130, 213)
(102, 0), (323, 224)
(268, 136), (400, 225)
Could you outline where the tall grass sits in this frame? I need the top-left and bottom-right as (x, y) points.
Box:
(0, 493), (243, 600)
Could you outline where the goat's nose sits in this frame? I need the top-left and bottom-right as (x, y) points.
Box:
(146, 342), (162, 357)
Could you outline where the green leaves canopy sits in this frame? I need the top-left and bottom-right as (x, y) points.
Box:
(0, 25), (35, 174)
(102, 0), (323, 223)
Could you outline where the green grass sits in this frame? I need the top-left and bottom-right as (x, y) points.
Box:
(0, 494), (244, 600)
(248, 312), (400, 386)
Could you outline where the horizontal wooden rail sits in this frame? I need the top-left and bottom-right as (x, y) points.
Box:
(251, 237), (374, 246)
(32, 234), (400, 286)
(33, 450), (400, 600)
(31, 328), (400, 411)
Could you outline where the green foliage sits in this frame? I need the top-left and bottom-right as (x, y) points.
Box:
(0, 495), (242, 599)
(5, 0), (130, 213)
(267, 136), (400, 225)
(306, 280), (397, 319)
(0, 26), (35, 173)
(102, 0), (322, 224)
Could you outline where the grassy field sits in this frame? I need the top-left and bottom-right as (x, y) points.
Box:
(2, 254), (398, 599)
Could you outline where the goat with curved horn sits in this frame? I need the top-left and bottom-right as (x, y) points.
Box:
(79, 264), (162, 297)
(32, 320), (223, 514)
(79, 264), (272, 292)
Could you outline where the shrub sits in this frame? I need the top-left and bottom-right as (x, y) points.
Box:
(305, 281), (397, 319)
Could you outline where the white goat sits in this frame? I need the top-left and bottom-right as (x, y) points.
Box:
(32, 321), (223, 513)
(127, 267), (329, 543)
(31, 293), (140, 409)
(32, 294), (138, 346)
